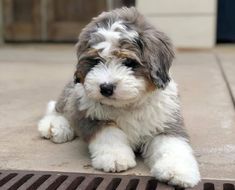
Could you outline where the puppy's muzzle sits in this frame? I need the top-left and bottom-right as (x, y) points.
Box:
(100, 83), (115, 97)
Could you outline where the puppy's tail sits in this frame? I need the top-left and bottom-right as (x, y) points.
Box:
(46, 100), (57, 115)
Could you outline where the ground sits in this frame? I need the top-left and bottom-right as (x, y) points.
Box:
(0, 44), (235, 179)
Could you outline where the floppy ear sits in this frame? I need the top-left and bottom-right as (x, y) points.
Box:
(73, 62), (88, 84)
(141, 28), (175, 89)
(73, 37), (89, 84)
(74, 70), (81, 84)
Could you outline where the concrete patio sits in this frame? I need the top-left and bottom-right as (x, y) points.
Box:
(0, 44), (235, 180)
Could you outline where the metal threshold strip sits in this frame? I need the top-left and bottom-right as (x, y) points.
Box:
(0, 170), (234, 190)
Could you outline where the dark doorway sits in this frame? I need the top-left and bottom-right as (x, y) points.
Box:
(217, 0), (235, 43)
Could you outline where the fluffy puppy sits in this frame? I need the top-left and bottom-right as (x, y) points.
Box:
(38, 7), (200, 188)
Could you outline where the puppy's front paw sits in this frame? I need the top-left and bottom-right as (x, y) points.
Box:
(151, 157), (200, 188)
(91, 148), (136, 172)
(38, 114), (74, 143)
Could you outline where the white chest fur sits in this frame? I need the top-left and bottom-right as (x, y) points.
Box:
(78, 81), (179, 148)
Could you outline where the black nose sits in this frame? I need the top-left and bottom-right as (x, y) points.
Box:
(100, 83), (114, 97)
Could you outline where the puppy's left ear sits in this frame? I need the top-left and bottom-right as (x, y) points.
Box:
(141, 28), (175, 89)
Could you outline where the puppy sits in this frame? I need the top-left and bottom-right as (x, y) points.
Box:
(38, 7), (200, 188)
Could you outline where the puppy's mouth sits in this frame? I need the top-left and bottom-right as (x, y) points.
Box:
(98, 94), (142, 108)
(99, 98), (131, 107)
(100, 96), (116, 104)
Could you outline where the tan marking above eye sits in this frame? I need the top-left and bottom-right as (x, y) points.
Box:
(112, 50), (129, 58)
(78, 48), (105, 64)
(112, 50), (142, 65)
(87, 48), (99, 55)
(78, 48), (100, 62)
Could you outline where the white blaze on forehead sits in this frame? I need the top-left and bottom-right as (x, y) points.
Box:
(92, 21), (138, 57)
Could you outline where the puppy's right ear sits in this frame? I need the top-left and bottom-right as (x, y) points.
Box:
(74, 31), (91, 84)
(74, 40), (88, 84)
(74, 70), (81, 84)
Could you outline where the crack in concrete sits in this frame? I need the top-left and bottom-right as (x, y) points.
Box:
(214, 53), (235, 109)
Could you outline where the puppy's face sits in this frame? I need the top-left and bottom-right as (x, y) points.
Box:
(74, 8), (174, 107)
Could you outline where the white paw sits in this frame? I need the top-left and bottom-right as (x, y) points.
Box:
(151, 157), (200, 188)
(91, 149), (136, 172)
(38, 114), (74, 143)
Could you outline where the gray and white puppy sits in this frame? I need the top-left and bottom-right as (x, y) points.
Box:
(38, 7), (200, 188)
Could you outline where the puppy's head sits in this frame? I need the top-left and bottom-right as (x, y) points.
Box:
(74, 7), (174, 107)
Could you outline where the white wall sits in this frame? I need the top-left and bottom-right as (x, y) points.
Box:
(137, 0), (217, 48)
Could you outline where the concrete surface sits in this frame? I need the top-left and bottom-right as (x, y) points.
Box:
(215, 46), (235, 106)
(0, 44), (235, 179)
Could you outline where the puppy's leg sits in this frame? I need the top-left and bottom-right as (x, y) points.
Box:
(143, 135), (200, 188)
(38, 101), (75, 143)
(89, 126), (136, 172)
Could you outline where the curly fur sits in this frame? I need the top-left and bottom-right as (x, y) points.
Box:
(38, 7), (200, 188)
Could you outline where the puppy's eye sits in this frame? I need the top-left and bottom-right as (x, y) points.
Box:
(122, 58), (139, 69)
(86, 58), (101, 66)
